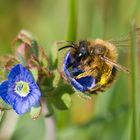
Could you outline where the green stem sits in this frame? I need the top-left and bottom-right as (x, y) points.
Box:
(130, 24), (139, 140)
(0, 111), (4, 122)
(67, 0), (77, 41)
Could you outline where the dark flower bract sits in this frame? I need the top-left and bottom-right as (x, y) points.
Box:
(63, 51), (96, 92)
(0, 64), (41, 115)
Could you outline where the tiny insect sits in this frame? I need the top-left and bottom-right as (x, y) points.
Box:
(58, 29), (139, 94)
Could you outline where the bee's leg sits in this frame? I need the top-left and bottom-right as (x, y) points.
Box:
(75, 67), (97, 79)
(69, 68), (82, 76)
(88, 69), (112, 92)
(88, 83), (102, 92)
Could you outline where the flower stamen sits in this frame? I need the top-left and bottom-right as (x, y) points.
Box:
(15, 81), (30, 97)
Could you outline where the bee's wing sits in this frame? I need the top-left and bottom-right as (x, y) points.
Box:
(100, 56), (130, 73)
(109, 28), (140, 48)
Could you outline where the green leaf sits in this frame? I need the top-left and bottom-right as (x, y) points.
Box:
(46, 92), (72, 110)
(29, 68), (38, 82)
(48, 80), (73, 110)
(39, 48), (49, 67)
(61, 93), (72, 109)
(50, 43), (58, 69)
(52, 70), (61, 88)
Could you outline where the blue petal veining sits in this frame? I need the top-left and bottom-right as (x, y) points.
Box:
(0, 64), (41, 115)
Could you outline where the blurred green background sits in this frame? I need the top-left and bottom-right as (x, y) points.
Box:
(0, 0), (140, 140)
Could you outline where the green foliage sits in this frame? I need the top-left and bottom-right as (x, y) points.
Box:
(29, 68), (38, 82)
(130, 23), (140, 140)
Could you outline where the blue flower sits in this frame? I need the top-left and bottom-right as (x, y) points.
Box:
(0, 64), (41, 115)
(63, 51), (96, 92)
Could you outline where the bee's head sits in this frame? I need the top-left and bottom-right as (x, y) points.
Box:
(91, 45), (107, 56)
(75, 41), (89, 62)
(58, 40), (89, 62)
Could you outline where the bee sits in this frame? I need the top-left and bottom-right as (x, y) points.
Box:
(58, 29), (139, 94)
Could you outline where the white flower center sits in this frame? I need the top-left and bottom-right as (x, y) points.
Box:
(15, 81), (30, 97)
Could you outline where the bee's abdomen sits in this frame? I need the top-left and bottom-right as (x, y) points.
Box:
(107, 66), (117, 84)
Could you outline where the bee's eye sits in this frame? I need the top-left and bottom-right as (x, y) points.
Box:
(76, 47), (88, 62)
(76, 52), (84, 61)
(78, 52), (83, 57)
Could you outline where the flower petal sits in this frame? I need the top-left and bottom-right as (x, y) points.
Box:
(64, 51), (96, 92)
(28, 87), (41, 106)
(0, 64), (42, 115)
(13, 97), (30, 115)
(0, 81), (22, 108)
(28, 93), (40, 107)
(8, 64), (34, 83)
(70, 76), (95, 92)
(0, 80), (9, 103)
(13, 85), (41, 115)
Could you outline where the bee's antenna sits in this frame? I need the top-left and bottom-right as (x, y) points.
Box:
(56, 40), (76, 45)
(58, 45), (76, 51)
